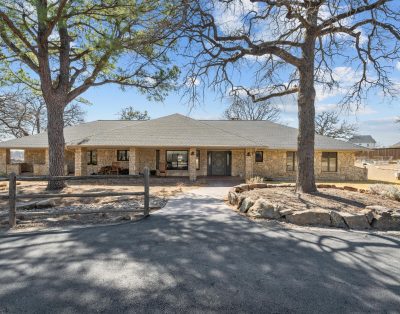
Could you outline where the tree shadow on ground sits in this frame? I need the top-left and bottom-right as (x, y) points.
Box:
(0, 192), (399, 312)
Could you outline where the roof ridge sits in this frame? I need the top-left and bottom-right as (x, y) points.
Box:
(197, 120), (264, 147)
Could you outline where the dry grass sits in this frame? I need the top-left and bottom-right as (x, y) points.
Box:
(0, 181), (196, 210)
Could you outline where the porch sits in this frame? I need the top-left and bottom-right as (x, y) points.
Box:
(73, 147), (255, 181)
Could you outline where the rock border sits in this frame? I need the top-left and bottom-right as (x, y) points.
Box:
(228, 183), (400, 231)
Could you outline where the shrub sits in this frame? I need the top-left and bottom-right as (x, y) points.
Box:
(247, 176), (264, 184)
(369, 184), (400, 201)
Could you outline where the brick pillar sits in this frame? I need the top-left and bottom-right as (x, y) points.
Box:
(189, 147), (197, 181)
(74, 148), (87, 176)
(0, 148), (9, 174)
(245, 148), (254, 180)
(129, 147), (137, 175)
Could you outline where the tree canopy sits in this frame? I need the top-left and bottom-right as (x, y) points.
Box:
(119, 106), (150, 121)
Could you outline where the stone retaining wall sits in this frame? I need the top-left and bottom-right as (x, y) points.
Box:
(228, 183), (400, 231)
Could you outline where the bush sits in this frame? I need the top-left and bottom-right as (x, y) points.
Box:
(369, 184), (400, 201)
(247, 176), (264, 184)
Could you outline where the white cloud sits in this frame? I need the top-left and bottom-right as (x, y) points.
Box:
(396, 62), (400, 71)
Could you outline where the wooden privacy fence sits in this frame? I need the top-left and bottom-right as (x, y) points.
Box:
(0, 168), (150, 228)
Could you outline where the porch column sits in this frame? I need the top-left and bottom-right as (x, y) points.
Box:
(44, 148), (50, 175)
(0, 148), (9, 174)
(245, 148), (254, 180)
(189, 147), (197, 181)
(74, 147), (87, 176)
(129, 147), (137, 175)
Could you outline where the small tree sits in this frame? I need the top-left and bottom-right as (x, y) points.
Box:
(223, 96), (280, 121)
(315, 111), (357, 140)
(119, 107), (151, 121)
(0, 1), (183, 189)
(0, 90), (85, 138)
(184, 0), (400, 193)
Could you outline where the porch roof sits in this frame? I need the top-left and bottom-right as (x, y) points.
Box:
(0, 113), (365, 151)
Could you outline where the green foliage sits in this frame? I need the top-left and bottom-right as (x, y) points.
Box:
(119, 106), (151, 121)
(0, 0), (182, 102)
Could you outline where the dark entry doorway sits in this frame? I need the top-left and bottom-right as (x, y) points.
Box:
(208, 151), (231, 176)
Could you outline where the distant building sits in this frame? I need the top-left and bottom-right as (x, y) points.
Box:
(348, 135), (377, 148)
(391, 142), (400, 148)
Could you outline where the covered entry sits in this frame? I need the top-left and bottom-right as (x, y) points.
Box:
(207, 151), (232, 176)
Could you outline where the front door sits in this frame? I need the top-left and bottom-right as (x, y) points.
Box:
(208, 151), (231, 176)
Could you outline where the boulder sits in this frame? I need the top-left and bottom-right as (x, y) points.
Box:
(228, 191), (238, 206)
(330, 211), (347, 228)
(278, 208), (294, 217)
(342, 213), (370, 229)
(361, 209), (374, 224)
(17, 201), (38, 210)
(36, 199), (57, 209)
(236, 195), (247, 209)
(234, 184), (250, 193)
(365, 205), (393, 215)
(247, 198), (280, 219)
(372, 214), (400, 230)
(239, 197), (255, 213)
(285, 210), (331, 226)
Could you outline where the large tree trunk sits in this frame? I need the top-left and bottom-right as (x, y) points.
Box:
(46, 99), (66, 190)
(296, 31), (317, 194)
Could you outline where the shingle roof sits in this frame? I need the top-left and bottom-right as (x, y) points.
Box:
(391, 142), (400, 148)
(0, 113), (364, 150)
(348, 135), (376, 144)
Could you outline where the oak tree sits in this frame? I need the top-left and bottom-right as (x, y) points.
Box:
(184, 0), (400, 192)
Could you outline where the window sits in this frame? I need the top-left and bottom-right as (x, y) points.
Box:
(166, 150), (188, 170)
(87, 150), (97, 165)
(196, 150), (200, 170)
(286, 151), (296, 172)
(255, 151), (263, 162)
(117, 150), (129, 161)
(322, 152), (337, 172)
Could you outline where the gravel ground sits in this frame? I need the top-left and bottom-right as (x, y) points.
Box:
(0, 196), (167, 232)
(242, 187), (400, 214)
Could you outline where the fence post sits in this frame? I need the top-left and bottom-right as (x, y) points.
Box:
(143, 167), (150, 217)
(8, 172), (16, 228)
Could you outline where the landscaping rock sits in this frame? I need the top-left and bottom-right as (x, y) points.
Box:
(285, 210), (331, 226)
(330, 211), (347, 228)
(234, 184), (250, 193)
(361, 209), (374, 224)
(236, 195), (246, 209)
(365, 205), (393, 215)
(343, 186), (358, 192)
(17, 201), (38, 210)
(372, 214), (400, 230)
(248, 183), (268, 190)
(239, 197), (255, 213)
(36, 199), (57, 209)
(247, 198), (280, 219)
(342, 213), (370, 229)
(278, 208), (294, 217)
(228, 191), (238, 205)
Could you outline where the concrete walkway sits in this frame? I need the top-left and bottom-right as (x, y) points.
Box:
(0, 186), (400, 313)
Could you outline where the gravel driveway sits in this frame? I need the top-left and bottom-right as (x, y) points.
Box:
(0, 186), (399, 313)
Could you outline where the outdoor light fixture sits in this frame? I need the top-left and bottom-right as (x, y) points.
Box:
(246, 152), (251, 156)
(191, 151), (195, 155)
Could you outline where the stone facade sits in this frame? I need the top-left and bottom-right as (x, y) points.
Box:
(0, 146), (366, 181)
(251, 150), (367, 181)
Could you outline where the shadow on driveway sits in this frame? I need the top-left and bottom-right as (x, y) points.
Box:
(0, 190), (399, 313)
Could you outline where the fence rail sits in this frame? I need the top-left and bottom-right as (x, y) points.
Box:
(1, 168), (150, 228)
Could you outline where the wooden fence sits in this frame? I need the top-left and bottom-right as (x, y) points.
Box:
(0, 168), (150, 228)
(356, 148), (400, 161)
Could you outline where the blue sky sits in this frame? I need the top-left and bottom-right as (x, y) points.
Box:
(80, 1), (400, 148)
(82, 62), (400, 147)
